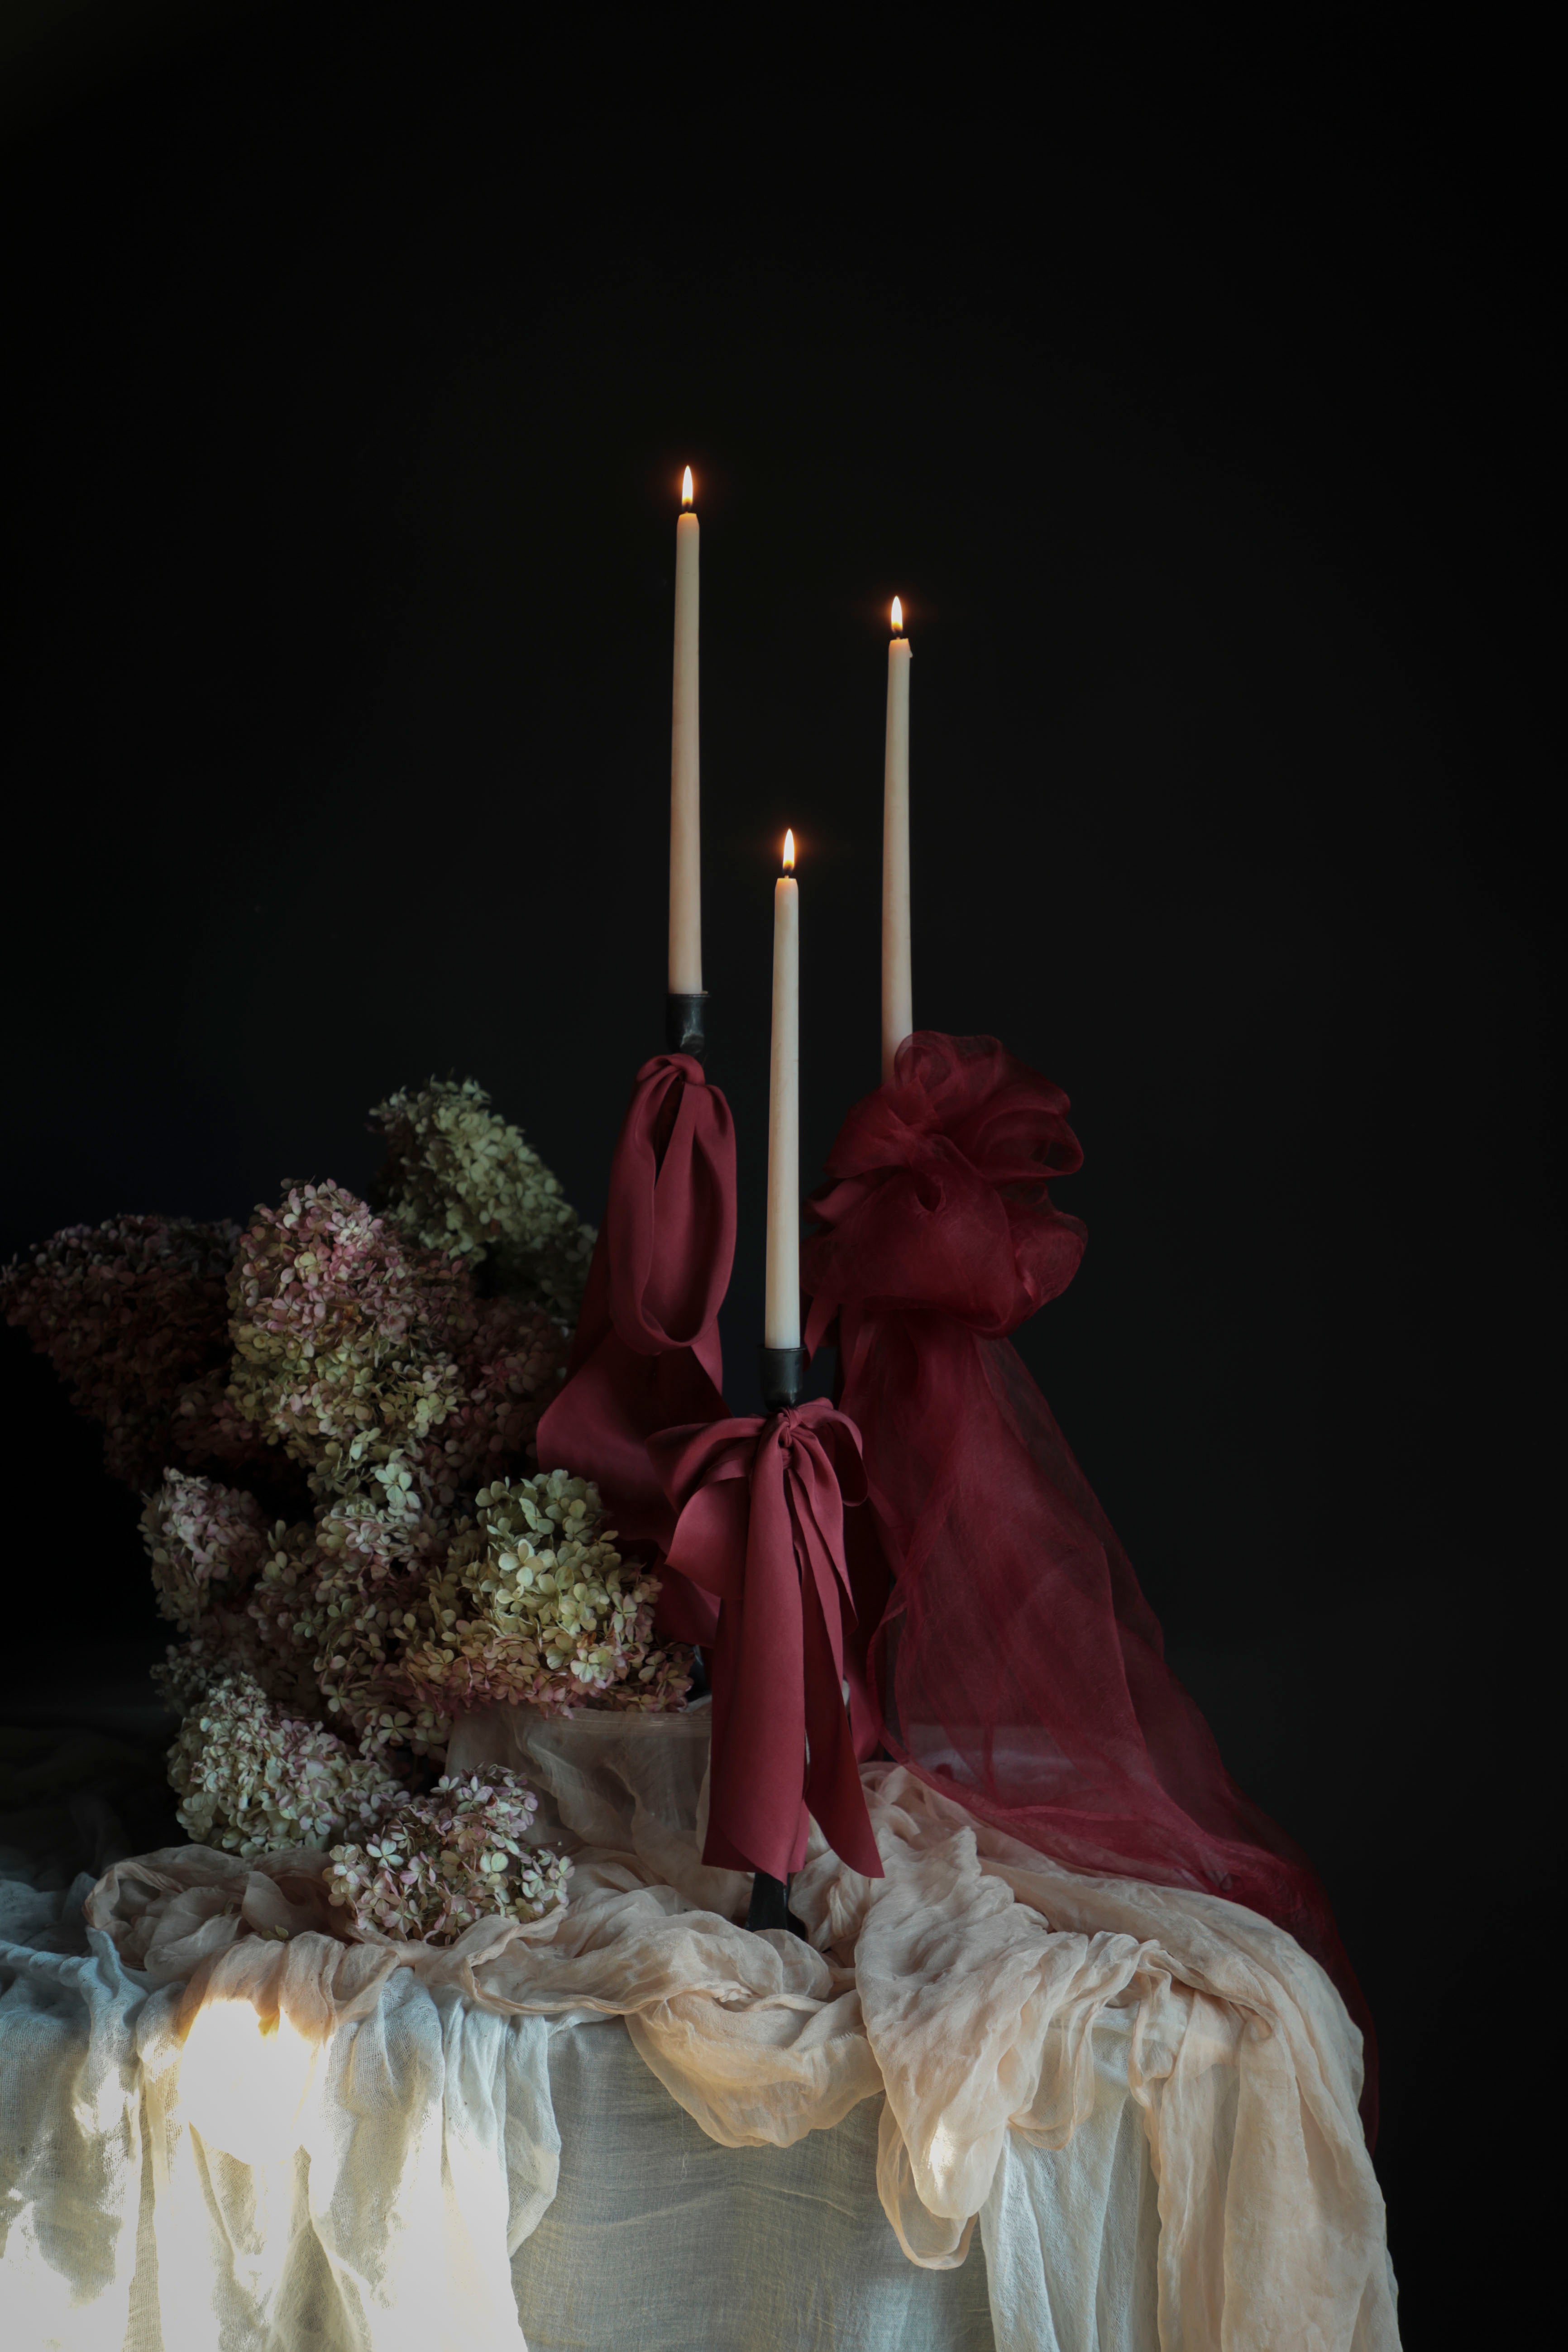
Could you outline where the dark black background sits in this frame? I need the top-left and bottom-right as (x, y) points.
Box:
(2, 5), (1559, 2339)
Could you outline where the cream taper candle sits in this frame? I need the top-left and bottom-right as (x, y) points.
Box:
(669, 468), (702, 996)
(764, 831), (800, 1350)
(882, 597), (913, 1080)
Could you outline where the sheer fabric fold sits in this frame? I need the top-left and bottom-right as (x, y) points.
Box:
(801, 1031), (1372, 2120)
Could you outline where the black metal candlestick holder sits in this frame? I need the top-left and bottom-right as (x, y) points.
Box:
(759, 1345), (805, 1412)
(747, 1338), (808, 1936)
(665, 992), (707, 1059)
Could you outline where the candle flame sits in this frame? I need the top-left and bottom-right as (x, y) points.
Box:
(783, 828), (796, 872)
(891, 595), (904, 633)
(681, 466), (693, 507)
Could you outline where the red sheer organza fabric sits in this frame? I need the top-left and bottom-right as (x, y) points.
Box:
(536, 1052), (732, 1642)
(803, 1032), (1374, 2123)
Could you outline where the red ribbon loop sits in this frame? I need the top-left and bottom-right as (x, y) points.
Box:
(600, 1054), (737, 1373)
(652, 1401), (882, 1884)
(537, 1058), (735, 1611)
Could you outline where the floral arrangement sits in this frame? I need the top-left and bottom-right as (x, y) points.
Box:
(2, 1078), (693, 1943)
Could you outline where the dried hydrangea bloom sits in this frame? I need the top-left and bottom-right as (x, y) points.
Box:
(369, 1079), (595, 1322)
(243, 1513), (324, 1658)
(228, 1181), (467, 1468)
(325, 1764), (571, 1943)
(167, 1366), (272, 1474)
(154, 1633), (240, 1714)
(304, 1537), (450, 1759)
(402, 1468), (690, 1717)
(143, 1476), (321, 1714)
(587, 1642), (698, 1713)
(241, 1462), (452, 1756)
(1, 1214), (239, 1486)
(418, 1294), (568, 1501)
(168, 1671), (402, 1857)
(142, 1471), (271, 1630)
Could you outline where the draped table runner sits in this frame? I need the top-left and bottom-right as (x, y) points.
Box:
(0, 1708), (1399, 2352)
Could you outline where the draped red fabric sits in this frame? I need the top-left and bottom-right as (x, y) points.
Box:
(536, 1053), (734, 1641)
(802, 1031), (1375, 2125)
(652, 1403), (882, 1883)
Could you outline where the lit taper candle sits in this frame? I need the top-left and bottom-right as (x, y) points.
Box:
(764, 830), (800, 1353)
(881, 596), (913, 1080)
(669, 468), (703, 1019)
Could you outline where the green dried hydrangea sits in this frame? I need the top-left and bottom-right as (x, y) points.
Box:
(168, 1671), (403, 1857)
(402, 1469), (690, 1716)
(369, 1079), (595, 1321)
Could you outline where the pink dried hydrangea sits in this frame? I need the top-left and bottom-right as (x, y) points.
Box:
(227, 1182), (468, 1468)
(401, 1469), (692, 1719)
(143, 1472), (321, 1715)
(325, 1764), (572, 1943)
(168, 1671), (404, 1857)
(238, 1455), (450, 1755)
(142, 1471), (270, 1630)
(1, 1215), (240, 1485)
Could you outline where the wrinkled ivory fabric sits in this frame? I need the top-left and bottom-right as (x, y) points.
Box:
(0, 1705), (1399, 2351)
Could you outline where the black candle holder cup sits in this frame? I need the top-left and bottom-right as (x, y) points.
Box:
(665, 992), (707, 1060)
(759, 1345), (805, 1411)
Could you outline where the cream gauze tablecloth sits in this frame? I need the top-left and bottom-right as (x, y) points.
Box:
(0, 1706), (1399, 2352)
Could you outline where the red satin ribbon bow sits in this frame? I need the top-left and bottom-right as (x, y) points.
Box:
(652, 1401), (884, 1884)
(538, 1057), (735, 1636)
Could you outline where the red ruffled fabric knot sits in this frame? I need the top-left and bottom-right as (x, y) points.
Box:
(651, 1401), (882, 1884)
(803, 1032), (1086, 1350)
